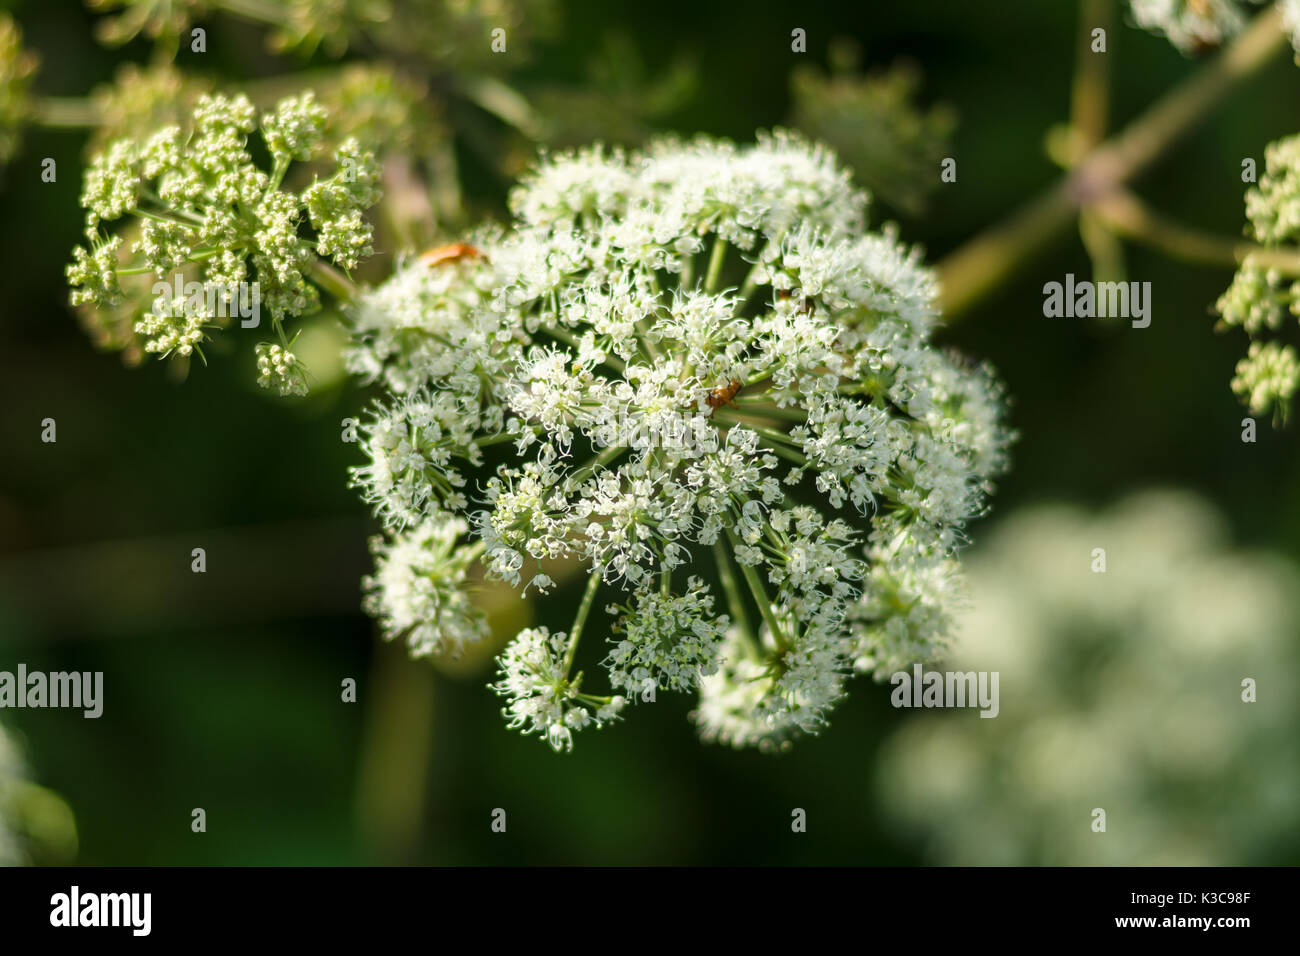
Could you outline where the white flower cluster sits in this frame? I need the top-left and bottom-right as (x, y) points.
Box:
(1285, 0), (1300, 56)
(362, 514), (490, 658)
(255, 342), (309, 397)
(492, 626), (627, 753)
(879, 491), (1300, 864)
(605, 577), (728, 696)
(350, 132), (1011, 752)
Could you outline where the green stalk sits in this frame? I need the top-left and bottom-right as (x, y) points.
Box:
(1094, 189), (1300, 275)
(712, 542), (758, 657)
(704, 236), (728, 293)
(562, 570), (603, 678)
(725, 528), (789, 651)
(537, 323), (629, 375)
(566, 443), (626, 487)
(309, 260), (358, 305)
(712, 409), (809, 465)
(938, 4), (1289, 320)
(31, 96), (98, 129)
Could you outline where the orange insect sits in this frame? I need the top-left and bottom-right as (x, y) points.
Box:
(705, 379), (743, 410)
(419, 243), (484, 267)
(1183, 0), (1219, 55)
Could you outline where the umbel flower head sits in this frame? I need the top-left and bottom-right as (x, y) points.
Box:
(351, 132), (1012, 752)
(65, 91), (380, 392)
(1216, 132), (1300, 423)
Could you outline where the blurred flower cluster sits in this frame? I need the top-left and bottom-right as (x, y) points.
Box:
(0, 723), (78, 866)
(350, 135), (1012, 751)
(1286, 0), (1300, 55)
(879, 490), (1300, 864)
(87, 0), (556, 63)
(0, 15), (36, 165)
(1127, 0), (1266, 53)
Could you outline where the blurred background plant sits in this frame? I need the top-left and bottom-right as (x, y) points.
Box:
(0, 722), (77, 865)
(1, 0), (1299, 864)
(788, 38), (953, 218)
(878, 489), (1300, 865)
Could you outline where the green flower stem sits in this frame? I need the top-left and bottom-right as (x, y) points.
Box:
(744, 421), (802, 449)
(756, 437), (807, 466)
(309, 260), (358, 304)
(730, 396), (810, 421)
(566, 443), (626, 487)
(736, 236), (782, 311)
(938, 3), (1289, 320)
(712, 542), (758, 656)
(537, 322), (628, 374)
(454, 73), (548, 141)
(636, 319), (663, 362)
(475, 428), (540, 448)
(213, 0), (291, 26)
(138, 190), (206, 225)
(575, 692), (619, 705)
(704, 236), (728, 294)
(31, 96), (98, 129)
(128, 207), (201, 228)
(268, 155), (291, 192)
(1069, 0), (1126, 285)
(712, 409), (808, 462)
(1070, 0), (1112, 152)
(632, 270), (663, 361)
(726, 528), (789, 651)
(561, 570), (603, 678)
(1093, 189), (1300, 275)
(737, 259), (764, 305)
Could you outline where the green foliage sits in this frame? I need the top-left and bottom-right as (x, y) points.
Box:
(0, 15), (36, 164)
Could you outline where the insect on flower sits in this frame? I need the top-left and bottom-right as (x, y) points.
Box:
(705, 378), (743, 410)
(418, 242), (485, 267)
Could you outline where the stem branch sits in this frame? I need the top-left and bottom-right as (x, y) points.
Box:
(938, 4), (1288, 319)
